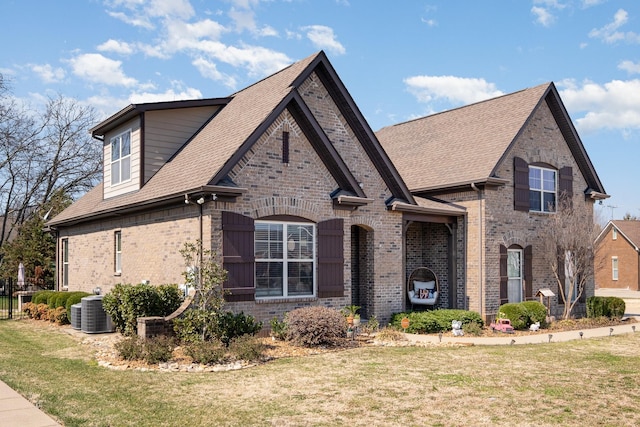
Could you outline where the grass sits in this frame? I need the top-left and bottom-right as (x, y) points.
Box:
(2, 320), (640, 426)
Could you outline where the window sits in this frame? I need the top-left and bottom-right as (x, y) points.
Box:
(61, 238), (69, 288)
(507, 249), (523, 303)
(255, 221), (315, 298)
(110, 130), (131, 185)
(612, 256), (619, 281)
(114, 231), (122, 274)
(612, 228), (617, 240)
(529, 166), (556, 212)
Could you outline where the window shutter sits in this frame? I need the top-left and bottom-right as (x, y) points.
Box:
(317, 218), (344, 298)
(578, 273), (586, 303)
(513, 157), (530, 212)
(557, 248), (565, 305)
(222, 211), (255, 302)
(559, 166), (573, 207)
(524, 245), (533, 299)
(499, 245), (508, 305)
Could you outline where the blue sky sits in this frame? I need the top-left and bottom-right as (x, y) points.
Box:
(1, 0), (638, 220)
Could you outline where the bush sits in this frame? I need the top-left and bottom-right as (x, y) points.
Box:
(587, 296), (625, 320)
(54, 292), (72, 309)
(183, 340), (226, 365)
(270, 316), (287, 341)
(173, 310), (263, 345)
(114, 335), (175, 364)
(47, 292), (61, 308)
(103, 283), (184, 336)
(215, 311), (263, 345)
(22, 302), (37, 318)
(33, 303), (49, 320)
(498, 303), (528, 330)
(115, 337), (145, 361)
(32, 290), (55, 305)
(228, 335), (266, 361)
(520, 301), (548, 327)
(285, 306), (347, 347)
(389, 309), (484, 334)
(65, 292), (92, 322)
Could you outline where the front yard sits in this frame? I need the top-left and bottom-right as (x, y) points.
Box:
(1, 319), (640, 426)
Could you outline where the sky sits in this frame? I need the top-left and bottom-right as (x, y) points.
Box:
(1, 0), (639, 221)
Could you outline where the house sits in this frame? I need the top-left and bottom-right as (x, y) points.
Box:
(47, 51), (465, 325)
(376, 82), (608, 320)
(595, 220), (640, 291)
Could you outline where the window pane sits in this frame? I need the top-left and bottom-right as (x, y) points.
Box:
(121, 156), (131, 181)
(543, 192), (555, 212)
(255, 262), (283, 297)
(529, 190), (541, 211)
(507, 278), (522, 303)
(121, 132), (131, 156)
(507, 251), (521, 278)
(543, 169), (556, 191)
(529, 168), (541, 190)
(111, 138), (120, 161)
(111, 161), (120, 185)
(287, 262), (313, 296)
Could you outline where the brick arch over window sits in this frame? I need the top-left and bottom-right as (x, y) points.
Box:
(251, 196), (321, 222)
(513, 157), (572, 212)
(499, 244), (533, 305)
(221, 211), (344, 301)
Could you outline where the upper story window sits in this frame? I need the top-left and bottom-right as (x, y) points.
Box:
(111, 130), (131, 186)
(255, 221), (315, 299)
(612, 256), (619, 280)
(61, 238), (69, 289)
(529, 166), (556, 213)
(612, 228), (617, 240)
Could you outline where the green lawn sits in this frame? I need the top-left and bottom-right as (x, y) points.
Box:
(1, 319), (640, 426)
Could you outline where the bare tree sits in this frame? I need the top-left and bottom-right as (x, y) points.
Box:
(539, 197), (601, 319)
(0, 80), (101, 253)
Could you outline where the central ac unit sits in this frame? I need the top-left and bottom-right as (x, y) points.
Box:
(80, 295), (115, 334)
(70, 303), (82, 330)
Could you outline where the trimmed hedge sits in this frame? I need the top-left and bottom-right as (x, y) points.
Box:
(389, 309), (483, 334)
(32, 290), (55, 305)
(65, 291), (92, 321)
(497, 301), (548, 330)
(587, 296), (625, 320)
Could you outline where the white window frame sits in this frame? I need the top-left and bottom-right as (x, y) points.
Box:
(612, 228), (617, 240)
(114, 231), (122, 275)
(254, 220), (316, 299)
(507, 248), (523, 303)
(612, 256), (618, 281)
(529, 165), (557, 213)
(110, 129), (132, 186)
(61, 238), (69, 289)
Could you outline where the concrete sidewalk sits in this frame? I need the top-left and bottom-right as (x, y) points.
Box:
(0, 380), (61, 427)
(1, 289), (638, 426)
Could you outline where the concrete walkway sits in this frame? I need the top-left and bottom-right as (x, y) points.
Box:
(1, 287), (638, 426)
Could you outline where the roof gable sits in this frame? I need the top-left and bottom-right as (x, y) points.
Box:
(609, 220), (640, 250)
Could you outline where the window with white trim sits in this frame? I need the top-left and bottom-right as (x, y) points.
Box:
(110, 130), (131, 185)
(529, 166), (556, 212)
(62, 238), (69, 288)
(507, 248), (523, 303)
(612, 256), (618, 281)
(612, 228), (617, 240)
(255, 221), (315, 298)
(114, 231), (122, 274)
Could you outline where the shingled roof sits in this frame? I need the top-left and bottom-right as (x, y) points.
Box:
(49, 51), (418, 227)
(376, 82), (607, 197)
(609, 220), (640, 250)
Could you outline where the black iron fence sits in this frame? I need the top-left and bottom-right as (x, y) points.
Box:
(0, 278), (28, 320)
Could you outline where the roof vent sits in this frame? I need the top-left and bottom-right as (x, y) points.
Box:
(80, 295), (115, 334)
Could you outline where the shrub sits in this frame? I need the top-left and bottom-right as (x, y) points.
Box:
(587, 296), (625, 320)
(285, 306), (346, 347)
(47, 292), (61, 308)
(389, 309), (483, 334)
(51, 306), (69, 324)
(33, 303), (50, 320)
(270, 316), (287, 341)
(22, 302), (37, 318)
(215, 312), (263, 345)
(173, 308), (218, 343)
(520, 301), (548, 327)
(360, 315), (380, 334)
(32, 290), (55, 305)
(498, 303), (528, 330)
(54, 292), (73, 309)
(65, 292), (92, 322)
(103, 283), (184, 336)
(375, 327), (406, 342)
(114, 335), (176, 364)
(228, 335), (266, 361)
(462, 321), (483, 336)
(115, 337), (145, 361)
(183, 340), (226, 365)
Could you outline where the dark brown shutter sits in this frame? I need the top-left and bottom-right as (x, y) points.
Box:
(578, 273), (586, 303)
(524, 245), (533, 300)
(559, 166), (573, 207)
(514, 157), (530, 212)
(222, 211), (255, 302)
(557, 248), (565, 305)
(499, 245), (508, 305)
(317, 218), (344, 298)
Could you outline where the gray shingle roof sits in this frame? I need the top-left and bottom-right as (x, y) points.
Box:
(612, 220), (640, 249)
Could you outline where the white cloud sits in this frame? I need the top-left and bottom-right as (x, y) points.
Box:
(404, 75), (504, 105)
(619, 60), (640, 74)
(558, 79), (640, 133)
(97, 39), (136, 55)
(589, 9), (640, 44)
(30, 64), (65, 83)
(198, 42), (292, 77)
(301, 25), (346, 55)
(421, 18), (437, 27)
(531, 6), (555, 27)
(106, 11), (154, 30)
(192, 57), (237, 88)
(582, 0), (604, 7)
(128, 87), (203, 104)
(67, 53), (138, 87)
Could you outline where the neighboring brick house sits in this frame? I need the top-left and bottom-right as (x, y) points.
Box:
(377, 83), (608, 320)
(595, 220), (640, 291)
(47, 51), (465, 325)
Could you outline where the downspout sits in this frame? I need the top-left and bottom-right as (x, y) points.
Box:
(471, 183), (483, 319)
